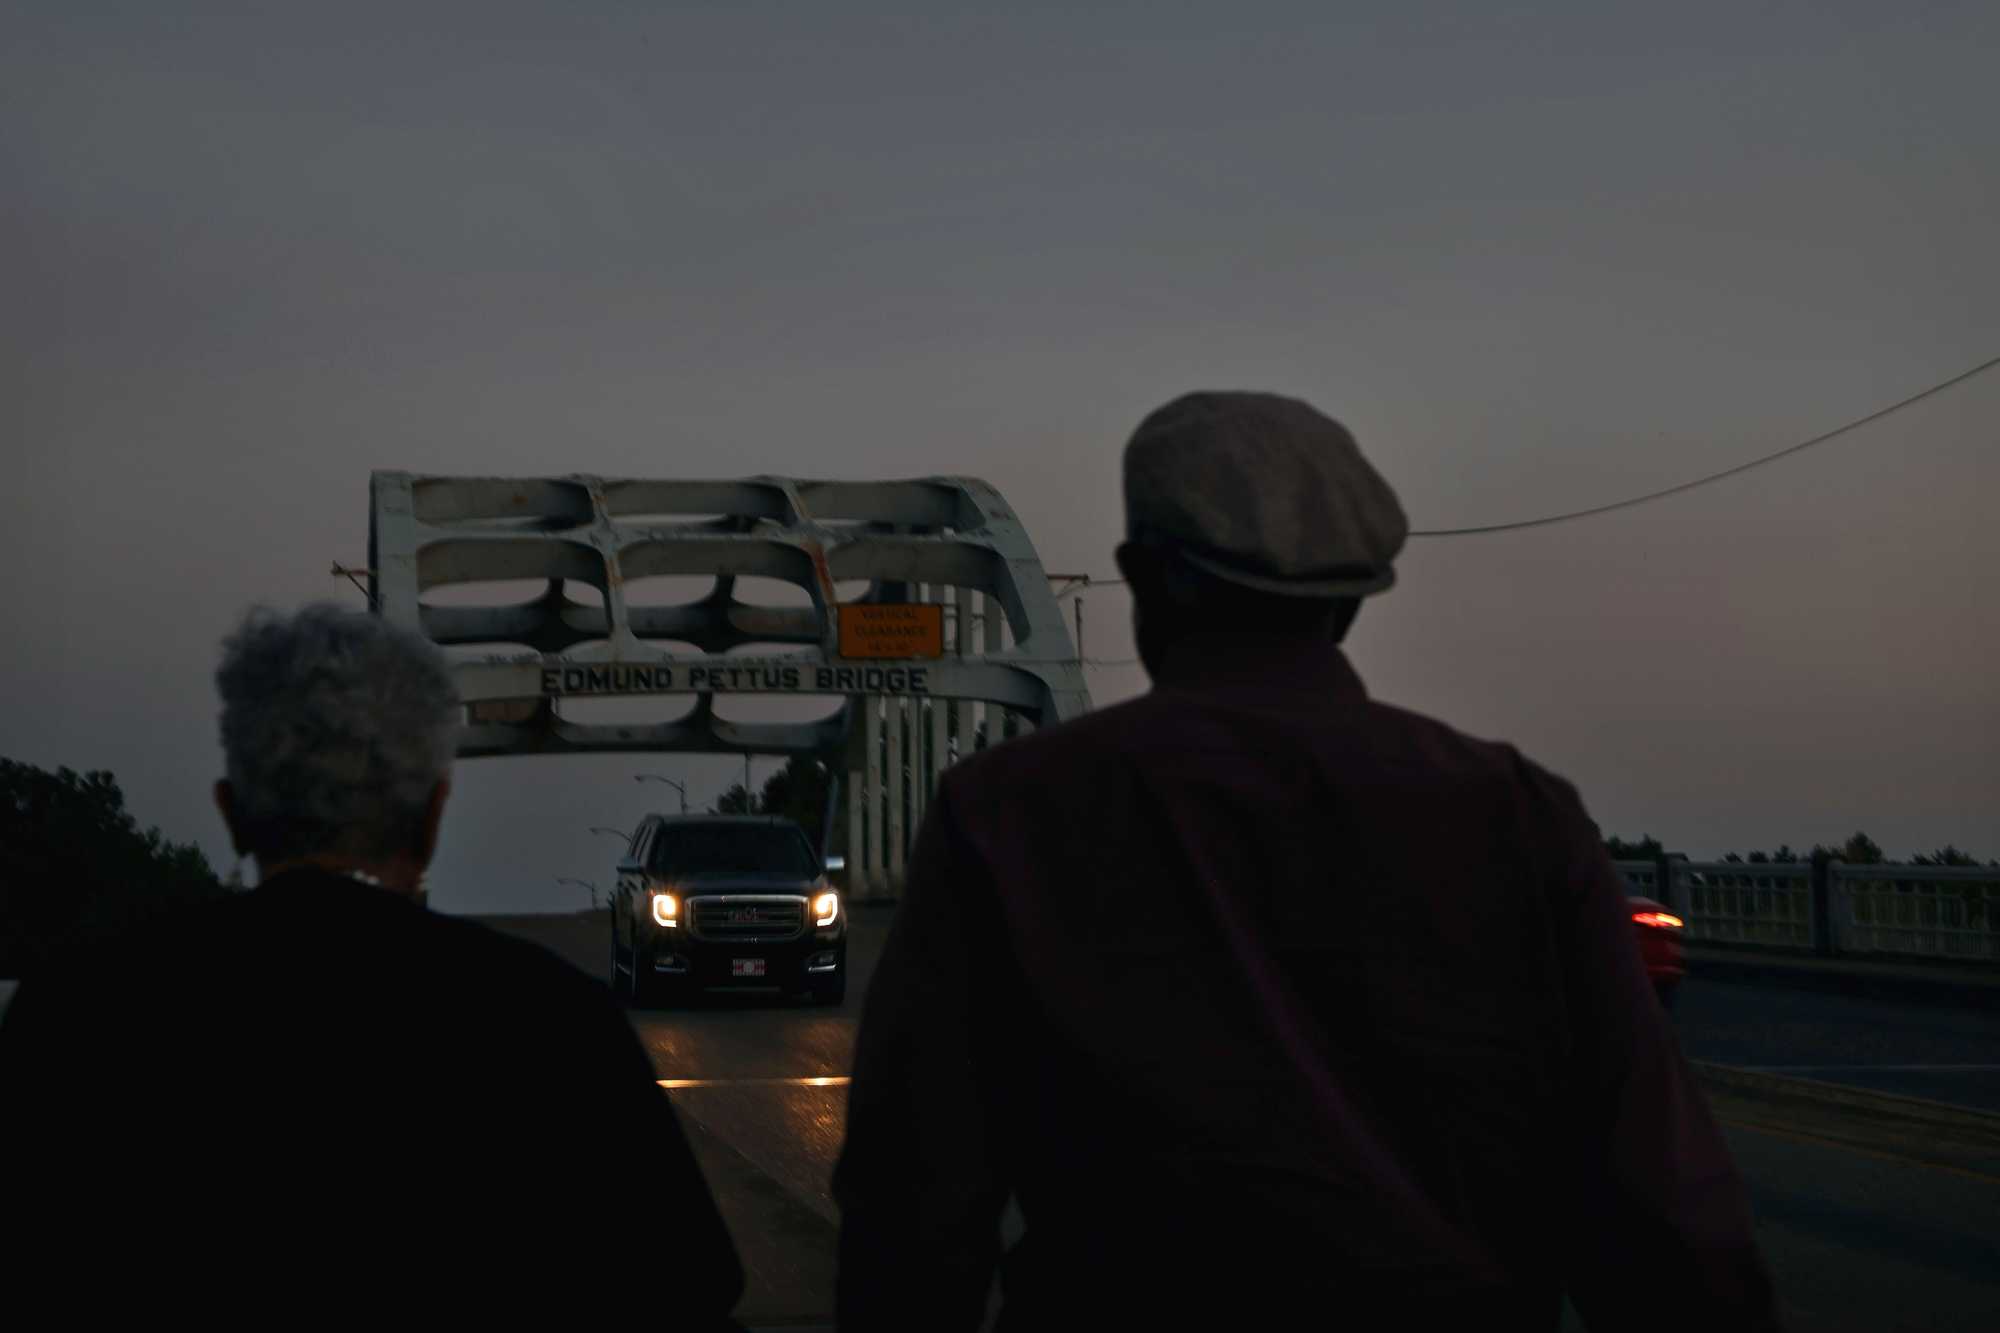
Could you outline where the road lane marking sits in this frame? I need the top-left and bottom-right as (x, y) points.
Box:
(659, 1076), (852, 1089)
(1719, 1117), (2000, 1184)
(1735, 1064), (2000, 1073)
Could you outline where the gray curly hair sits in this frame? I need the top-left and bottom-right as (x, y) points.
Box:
(217, 603), (461, 865)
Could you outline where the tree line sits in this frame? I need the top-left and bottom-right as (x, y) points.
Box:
(6, 750), (1990, 977)
(1, 757), (224, 977)
(1603, 831), (1993, 867)
(709, 754), (833, 847)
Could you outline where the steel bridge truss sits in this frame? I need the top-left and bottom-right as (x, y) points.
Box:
(369, 473), (1090, 895)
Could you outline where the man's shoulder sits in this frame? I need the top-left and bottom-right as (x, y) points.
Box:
(418, 908), (615, 999)
(942, 687), (1586, 824)
(949, 688), (1541, 776)
(1364, 694), (1527, 766)
(325, 889), (615, 1009)
(88, 875), (611, 1009)
(1361, 697), (1594, 827)
(941, 692), (1171, 791)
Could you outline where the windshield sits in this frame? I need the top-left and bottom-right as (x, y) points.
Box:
(647, 825), (818, 879)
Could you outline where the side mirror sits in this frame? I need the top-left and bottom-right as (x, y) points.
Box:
(824, 854), (846, 873)
(616, 857), (643, 876)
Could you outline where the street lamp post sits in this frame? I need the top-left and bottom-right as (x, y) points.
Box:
(555, 877), (598, 910)
(635, 773), (688, 813)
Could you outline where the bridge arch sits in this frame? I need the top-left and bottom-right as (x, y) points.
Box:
(369, 473), (1091, 896)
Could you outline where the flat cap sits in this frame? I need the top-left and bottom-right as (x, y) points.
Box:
(1123, 391), (1408, 597)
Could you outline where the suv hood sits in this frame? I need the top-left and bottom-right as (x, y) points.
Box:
(665, 870), (821, 892)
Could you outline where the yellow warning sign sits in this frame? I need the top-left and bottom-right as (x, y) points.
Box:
(839, 604), (945, 660)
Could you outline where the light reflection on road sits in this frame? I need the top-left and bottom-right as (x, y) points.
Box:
(475, 909), (881, 1237)
(671, 1082), (852, 1226)
(660, 1075), (851, 1088)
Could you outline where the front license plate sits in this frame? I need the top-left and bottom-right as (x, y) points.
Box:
(731, 958), (767, 978)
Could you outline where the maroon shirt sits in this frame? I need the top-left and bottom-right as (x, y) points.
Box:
(834, 634), (1776, 1329)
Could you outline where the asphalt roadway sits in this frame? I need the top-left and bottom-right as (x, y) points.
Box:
(1679, 975), (2000, 1114)
(480, 907), (2000, 1332)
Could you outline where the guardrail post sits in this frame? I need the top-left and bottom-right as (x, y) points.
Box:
(1811, 856), (1835, 956)
(844, 708), (872, 899)
(885, 695), (906, 891)
(1659, 853), (1692, 922)
(1825, 860), (1852, 957)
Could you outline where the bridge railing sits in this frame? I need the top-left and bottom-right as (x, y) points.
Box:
(1611, 860), (1663, 903)
(1613, 858), (1999, 964)
(1680, 863), (1817, 951)
(1833, 865), (1999, 962)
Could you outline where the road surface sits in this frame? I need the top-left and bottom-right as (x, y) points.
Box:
(1677, 974), (2000, 1113)
(482, 907), (2000, 1330)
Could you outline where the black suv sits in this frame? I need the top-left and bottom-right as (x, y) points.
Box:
(611, 815), (845, 1006)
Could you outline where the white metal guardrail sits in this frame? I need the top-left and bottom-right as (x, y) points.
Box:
(1680, 863), (1817, 951)
(1832, 865), (1999, 962)
(1611, 860), (1664, 902)
(1614, 858), (1999, 963)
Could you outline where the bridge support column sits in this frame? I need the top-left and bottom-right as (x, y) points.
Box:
(886, 694), (906, 892)
(983, 592), (1005, 747)
(954, 585), (975, 772)
(860, 696), (884, 899)
(929, 684), (947, 814)
(843, 697), (870, 899)
(909, 587), (931, 836)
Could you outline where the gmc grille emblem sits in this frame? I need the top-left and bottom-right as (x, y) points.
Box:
(729, 909), (758, 923)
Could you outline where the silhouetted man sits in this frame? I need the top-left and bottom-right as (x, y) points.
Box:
(834, 392), (1777, 1329)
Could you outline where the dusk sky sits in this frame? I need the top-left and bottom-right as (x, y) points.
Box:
(5, 1), (1995, 913)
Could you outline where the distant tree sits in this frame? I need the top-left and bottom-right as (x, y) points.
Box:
(1602, 834), (1663, 861)
(1, 758), (223, 976)
(702, 758), (835, 850)
(1808, 831), (1885, 866)
(1723, 846), (1792, 864)
(756, 755), (832, 848)
(1704, 836), (1984, 868)
(1842, 831), (1885, 864)
(1911, 846), (1984, 867)
(1832, 832), (1880, 860)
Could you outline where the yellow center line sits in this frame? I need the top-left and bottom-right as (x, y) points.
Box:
(659, 1076), (852, 1089)
(1718, 1117), (2000, 1185)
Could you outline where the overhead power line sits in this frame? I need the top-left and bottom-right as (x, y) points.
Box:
(1410, 352), (1999, 537)
(1055, 351), (1997, 580)
(337, 355), (1996, 618)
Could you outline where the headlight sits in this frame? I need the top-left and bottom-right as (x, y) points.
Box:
(652, 892), (679, 927)
(813, 891), (839, 928)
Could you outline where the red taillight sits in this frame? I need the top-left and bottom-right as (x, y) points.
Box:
(1632, 911), (1684, 930)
